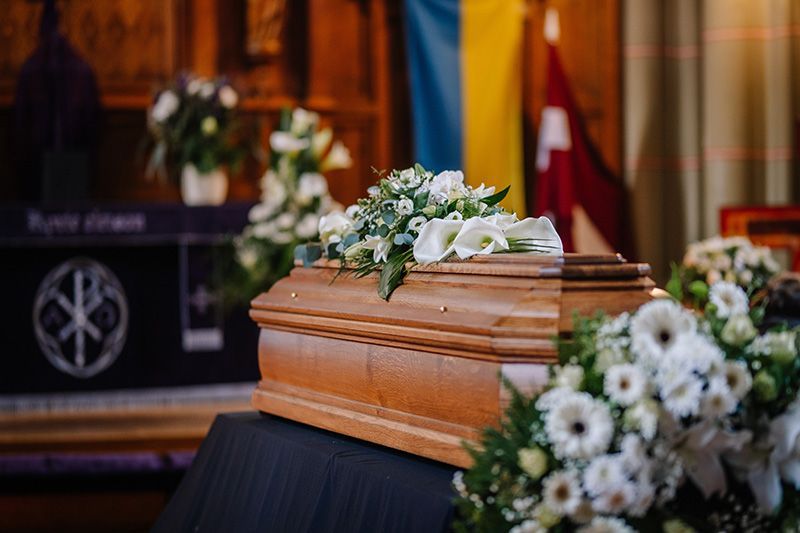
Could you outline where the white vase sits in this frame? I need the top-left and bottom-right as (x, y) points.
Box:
(180, 164), (228, 206)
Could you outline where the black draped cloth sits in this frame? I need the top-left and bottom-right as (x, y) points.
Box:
(153, 413), (458, 533)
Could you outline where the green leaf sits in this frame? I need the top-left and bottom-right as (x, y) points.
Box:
(327, 242), (341, 259)
(377, 224), (390, 238)
(665, 263), (684, 301)
(394, 233), (414, 246)
(343, 233), (360, 248)
(377, 250), (414, 300)
(481, 185), (510, 206)
(413, 163), (427, 175)
(413, 191), (429, 209)
(304, 244), (322, 267)
(381, 211), (396, 225)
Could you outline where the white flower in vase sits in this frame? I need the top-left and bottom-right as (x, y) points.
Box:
(591, 482), (637, 514)
(413, 219), (464, 265)
(582, 455), (626, 496)
(151, 90), (180, 122)
(199, 81), (216, 99)
(259, 170), (287, 208)
(452, 217), (509, 260)
(275, 212), (296, 230)
(623, 399), (659, 440)
(318, 211), (354, 246)
(700, 378), (738, 418)
(295, 213), (320, 239)
(291, 107), (319, 134)
(362, 235), (392, 263)
(660, 374), (703, 418)
(296, 172), (329, 205)
(577, 516), (636, 533)
(311, 127), (333, 157)
(721, 360), (752, 399)
(720, 313), (757, 346)
(270, 131), (310, 153)
(554, 364), (584, 390)
(248, 202), (277, 224)
(545, 392), (613, 460)
(187, 78), (203, 95)
(218, 85), (238, 109)
(320, 141), (353, 171)
(709, 281), (749, 318)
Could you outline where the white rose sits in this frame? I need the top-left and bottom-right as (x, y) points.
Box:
(504, 216), (564, 255)
(720, 314), (757, 346)
(554, 365), (584, 390)
(151, 90), (180, 122)
(396, 197), (414, 216)
(270, 131), (310, 153)
(452, 217), (509, 260)
(362, 235), (392, 263)
(428, 170), (467, 205)
(407, 215), (427, 233)
(320, 141), (353, 171)
(413, 219), (463, 264)
(295, 213), (320, 239)
(297, 172), (329, 205)
(218, 85), (238, 108)
(318, 211), (354, 246)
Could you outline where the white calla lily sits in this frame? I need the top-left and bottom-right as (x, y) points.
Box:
(270, 131), (310, 153)
(452, 217), (509, 260)
(413, 219), (464, 265)
(483, 213), (519, 229)
(504, 216), (563, 254)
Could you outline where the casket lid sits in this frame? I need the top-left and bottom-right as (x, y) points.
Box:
(250, 254), (653, 362)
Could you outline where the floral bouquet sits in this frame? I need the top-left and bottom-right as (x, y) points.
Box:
(295, 164), (563, 300)
(667, 236), (779, 308)
(146, 72), (245, 181)
(454, 282), (800, 532)
(228, 107), (352, 299)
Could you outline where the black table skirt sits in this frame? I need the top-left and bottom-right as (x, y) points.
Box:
(153, 412), (459, 533)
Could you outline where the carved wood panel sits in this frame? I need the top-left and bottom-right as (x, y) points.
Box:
(0, 0), (185, 104)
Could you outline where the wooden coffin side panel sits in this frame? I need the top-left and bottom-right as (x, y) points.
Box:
(253, 328), (552, 466)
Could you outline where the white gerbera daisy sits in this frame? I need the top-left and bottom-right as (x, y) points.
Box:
(630, 300), (696, 369)
(591, 481), (637, 514)
(545, 393), (614, 460)
(709, 281), (749, 318)
(578, 516), (636, 533)
(604, 364), (647, 406)
(722, 360), (752, 399)
(661, 376), (703, 418)
(664, 333), (725, 376)
(542, 470), (582, 516)
(582, 455), (626, 496)
(701, 378), (738, 418)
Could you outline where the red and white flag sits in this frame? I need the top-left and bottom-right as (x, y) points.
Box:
(534, 9), (631, 256)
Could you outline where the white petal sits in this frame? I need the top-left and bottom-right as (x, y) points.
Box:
(412, 219), (463, 264)
(452, 217), (508, 260)
(504, 216), (563, 254)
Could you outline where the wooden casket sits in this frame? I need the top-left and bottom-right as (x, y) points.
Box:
(250, 254), (653, 467)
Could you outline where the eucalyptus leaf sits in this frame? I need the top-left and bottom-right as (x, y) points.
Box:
(327, 242), (341, 259)
(393, 233), (414, 246)
(304, 244), (322, 267)
(343, 233), (360, 248)
(382, 211), (396, 225)
(377, 224), (390, 238)
(294, 244), (307, 262)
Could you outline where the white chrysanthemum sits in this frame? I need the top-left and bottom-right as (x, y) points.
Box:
(591, 481), (637, 514)
(709, 281), (749, 318)
(604, 364), (646, 406)
(664, 333), (725, 376)
(542, 470), (582, 516)
(661, 375), (703, 418)
(535, 386), (572, 412)
(582, 455), (626, 496)
(577, 516), (636, 533)
(545, 393), (613, 460)
(630, 300), (696, 369)
(701, 378), (738, 418)
(554, 364), (584, 390)
(722, 360), (752, 399)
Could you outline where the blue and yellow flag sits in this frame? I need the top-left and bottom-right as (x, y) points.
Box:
(404, 0), (526, 216)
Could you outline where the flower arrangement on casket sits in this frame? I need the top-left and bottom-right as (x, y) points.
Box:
(453, 281), (800, 532)
(294, 164), (563, 299)
(146, 73), (245, 180)
(229, 108), (352, 297)
(666, 236), (780, 309)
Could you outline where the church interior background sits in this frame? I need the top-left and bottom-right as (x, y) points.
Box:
(1, 0), (799, 531)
